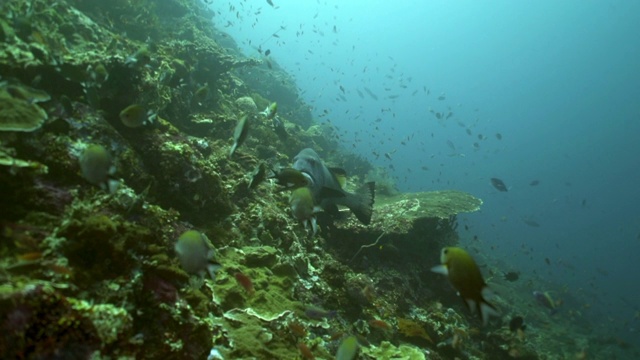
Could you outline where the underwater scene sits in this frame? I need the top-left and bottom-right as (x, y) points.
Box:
(1, 0), (639, 359)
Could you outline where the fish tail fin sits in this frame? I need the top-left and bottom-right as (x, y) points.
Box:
(480, 301), (499, 326)
(479, 287), (499, 326)
(206, 263), (222, 281)
(107, 179), (121, 194)
(346, 181), (375, 225)
(310, 216), (319, 236)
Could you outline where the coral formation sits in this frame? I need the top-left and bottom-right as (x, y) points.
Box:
(0, 0), (632, 359)
(0, 88), (49, 132)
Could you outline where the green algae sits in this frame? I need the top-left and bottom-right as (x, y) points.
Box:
(213, 246), (298, 315)
(69, 299), (132, 346)
(361, 341), (427, 360)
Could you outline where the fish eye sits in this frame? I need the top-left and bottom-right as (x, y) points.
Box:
(443, 248), (448, 254)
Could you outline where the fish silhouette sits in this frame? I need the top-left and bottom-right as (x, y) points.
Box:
(490, 178), (508, 192)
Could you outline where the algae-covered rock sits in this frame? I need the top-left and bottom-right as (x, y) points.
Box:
(235, 61), (313, 128)
(213, 246), (299, 316)
(218, 308), (301, 359)
(69, 299), (133, 346)
(0, 283), (101, 359)
(58, 213), (142, 285)
(361, 341), (427, 360)
(235, 96), (258, 114)
(243, 246), (279, 268)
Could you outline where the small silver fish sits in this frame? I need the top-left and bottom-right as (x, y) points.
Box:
(229, 115), (249, 157)
(248, 162), (267, 190)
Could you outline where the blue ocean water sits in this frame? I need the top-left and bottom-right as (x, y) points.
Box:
(209, 0), (640, 347)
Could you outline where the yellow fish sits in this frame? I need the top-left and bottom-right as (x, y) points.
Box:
(431, 247), (498, 325)
(289, 187), (322, 235)
(119, 104), (154, 128)
(259, 102), (277, 119)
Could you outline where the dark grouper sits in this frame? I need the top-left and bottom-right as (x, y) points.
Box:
(292, 148), (375, 224)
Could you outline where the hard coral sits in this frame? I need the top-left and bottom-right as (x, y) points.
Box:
(143, 273), (179, 304)
(0, 92), (48, 132)
(0, 284), (100, 359)
(32, 178), (74, 214)
(235, 96), (258, 114)
(58, 212), (146, 286)
(345, 274), (376, 306)
(398, 318), (434, 344)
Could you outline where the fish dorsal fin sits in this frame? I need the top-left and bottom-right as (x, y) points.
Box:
(466, 298), (478, 314)
(328, 167), (347, 188)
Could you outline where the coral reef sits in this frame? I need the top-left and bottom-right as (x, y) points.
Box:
(0, 0), (635, 359)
